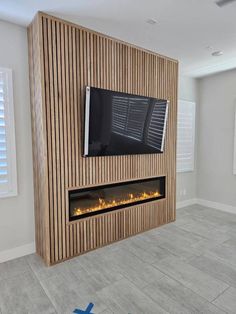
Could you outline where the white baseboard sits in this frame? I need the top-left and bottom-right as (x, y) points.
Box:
(0, 242), (35, 264)
(177, 198), (236, 215)
(176, 198), (197, 209)
(196, 198), (236, 215)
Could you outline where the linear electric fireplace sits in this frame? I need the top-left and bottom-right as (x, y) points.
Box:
(69, 177), (165, 221)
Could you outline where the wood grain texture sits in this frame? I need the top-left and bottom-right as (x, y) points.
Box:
(28, 12), (178, 265)
(28, 14), (50, 265)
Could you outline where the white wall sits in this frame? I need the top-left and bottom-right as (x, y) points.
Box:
(177, 76), (198, 203)
(197, 69), (236, 207)
(0, 20), (35, 260)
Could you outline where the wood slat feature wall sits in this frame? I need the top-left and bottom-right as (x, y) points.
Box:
(28, 12), (178, 265)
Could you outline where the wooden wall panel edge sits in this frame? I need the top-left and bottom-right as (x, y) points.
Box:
(38, 13), (51, 265)
(27, 14), (51, 265)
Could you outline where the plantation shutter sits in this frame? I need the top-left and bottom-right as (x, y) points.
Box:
(0, 68), (17, 197)
(112, 95), (149, 142)
(111, 95), (128, 135)
(146, 101), (168, 151)
(177, 100), (196, 172)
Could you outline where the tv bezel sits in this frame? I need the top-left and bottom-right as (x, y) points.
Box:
(83, 86), (169, 157)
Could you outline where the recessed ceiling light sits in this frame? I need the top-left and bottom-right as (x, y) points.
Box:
(212, 50), (223, 56)
(146, 18), (158, 25)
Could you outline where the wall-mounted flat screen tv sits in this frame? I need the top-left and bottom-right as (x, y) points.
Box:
(84, 86), (169, 157)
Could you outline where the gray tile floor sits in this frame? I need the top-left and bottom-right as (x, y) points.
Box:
(1, 204), (236, 313)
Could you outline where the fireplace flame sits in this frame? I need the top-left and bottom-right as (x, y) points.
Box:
(72, 190), (161, 217)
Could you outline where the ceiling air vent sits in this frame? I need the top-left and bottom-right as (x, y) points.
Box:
(216, 0), (236, 7)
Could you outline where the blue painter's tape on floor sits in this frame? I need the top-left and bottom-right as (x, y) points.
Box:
(73, 302), (94, 314)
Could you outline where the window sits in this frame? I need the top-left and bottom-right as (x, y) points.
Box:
(177, 100), (196, 172)
(0, 68), (17, 198)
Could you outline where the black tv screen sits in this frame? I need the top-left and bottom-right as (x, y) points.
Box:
(84, 87), (168, 157)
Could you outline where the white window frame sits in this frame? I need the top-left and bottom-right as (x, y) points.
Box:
(177, 99), (196, 173)
(233, 105), (236, 175)
(0, 67), (17, 198)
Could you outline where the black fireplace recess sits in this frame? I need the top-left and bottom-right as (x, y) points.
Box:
(69, 176), (165, 221)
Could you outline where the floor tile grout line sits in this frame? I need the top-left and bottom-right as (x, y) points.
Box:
(34, 258), (117, 314)
(151, 262), (230, 305)
(32, 278), (59, 314)
(187, 254), (236, 290)
(121, 270), (166, 291)
(209, 300), (228, 314)
(141, 274), (226, 314)
(116, 241), (177, 266)
(95, 278), (136, 314)
(177, 214), (229, 228)
(95, 276), (172, 314)
(95, 277), (125, 295)
(210, 285), (231, 303)
(206, 249), (236, 270)
(149, 241), (199, 261)
(147, 228), (206, 245)
(141, 287), (172, 314)
(177, 224), (224, 242)
(26, 257), (59, 314)
(151, 223), (207, 242)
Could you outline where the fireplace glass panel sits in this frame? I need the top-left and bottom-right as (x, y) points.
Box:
(69, 176), (165, 221)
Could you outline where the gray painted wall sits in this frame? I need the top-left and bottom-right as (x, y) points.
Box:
(0, 20), (34, 253)
(197, 69), (236, 207)
(177, 76), (199, 203)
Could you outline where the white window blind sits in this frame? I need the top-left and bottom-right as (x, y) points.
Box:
(177, 100), (196, 172)
(0, 68), (17, 198)
(112, 95), (168, 151)
(146, 101), (168, 151)
(112, 95), (149, 142)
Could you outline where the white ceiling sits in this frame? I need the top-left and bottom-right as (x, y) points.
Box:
(0, 0), (236, 77)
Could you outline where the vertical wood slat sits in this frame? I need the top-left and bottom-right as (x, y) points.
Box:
(28, 15), (51, 265)
(28, 12), (178, 265)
